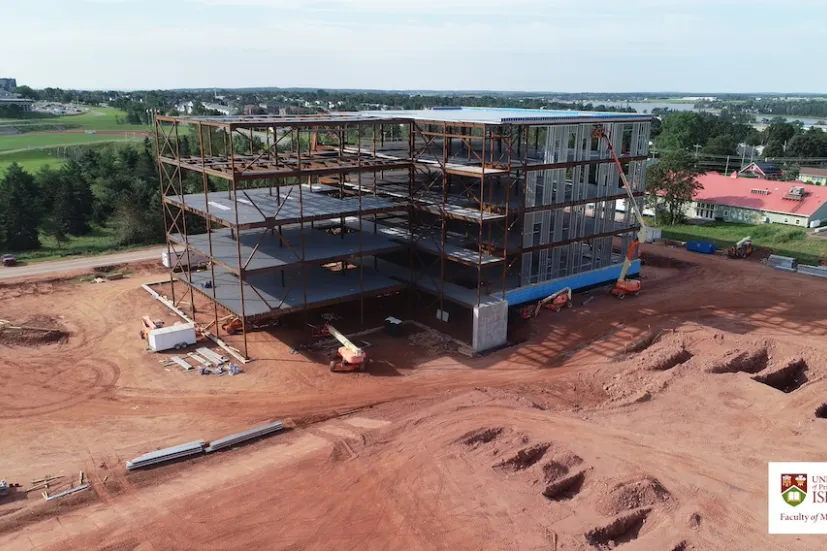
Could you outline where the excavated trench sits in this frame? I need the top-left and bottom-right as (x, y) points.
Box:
(752, 360), (809, 393)
(586, 508), (651, 550)
(459, 427), (503, 448)
(650, 348), (694, 371)
(543, 471), (586, 501)
(709, 348), (769, 374)
(494, 443), (550, 472)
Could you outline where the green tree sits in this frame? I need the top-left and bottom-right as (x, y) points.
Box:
(647, 150), (702, 226)
(786, 128), (827, 158)
(655, 112), (709, 151)
(763, 140), (786, 158)
(702, 134), (738, 156)
(13, 85), (39, 100)
(0, 163), (42, 250)
(765, 118), (797, 145)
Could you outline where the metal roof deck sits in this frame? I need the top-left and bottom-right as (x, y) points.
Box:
(361, 107), (651, 125)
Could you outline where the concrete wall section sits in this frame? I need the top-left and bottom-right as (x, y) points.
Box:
(472, 300), (509, 353)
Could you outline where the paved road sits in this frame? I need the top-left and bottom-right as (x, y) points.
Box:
(0, 247), (166, 280)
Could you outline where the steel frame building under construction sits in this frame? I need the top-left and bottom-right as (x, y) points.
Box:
(156, 107), (651, 358)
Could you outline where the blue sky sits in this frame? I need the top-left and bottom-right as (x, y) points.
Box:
(3, 0), (824, 92)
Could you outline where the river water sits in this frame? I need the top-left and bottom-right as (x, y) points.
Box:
(591, 100), (824, 126)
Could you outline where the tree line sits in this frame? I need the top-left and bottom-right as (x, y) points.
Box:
(0, 139), (165, 252)
(654, 111), (827, 159)
(696, 98), (827, 119)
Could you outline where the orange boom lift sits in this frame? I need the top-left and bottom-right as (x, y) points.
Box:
(592, 125), (645, 299)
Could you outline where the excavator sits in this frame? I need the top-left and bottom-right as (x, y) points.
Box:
(520, 288), (573, 319)
(592, 125), (645, 299)
(326, 324), (368, 373)
(727, 237), (754, 259)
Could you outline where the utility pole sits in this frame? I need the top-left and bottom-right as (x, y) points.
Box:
(694, 144), (701, 159)
(724, 155), (730, 174)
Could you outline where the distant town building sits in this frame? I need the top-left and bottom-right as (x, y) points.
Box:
(682, 172), (827, 228)
(739, 161), (782, 180)
(798, 167), (827, 186)
(0, 89), (33, 112)
(203, 103), (234, 116)
(0, 78), (17, 92)
(176, 101), (195, 114)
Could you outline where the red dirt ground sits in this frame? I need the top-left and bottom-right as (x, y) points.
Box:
(1, 244), (826, 550)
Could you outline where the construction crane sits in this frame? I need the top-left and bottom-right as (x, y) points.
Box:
(592, 125), (645, 299)
(326, 324), (368, 373)
(727, 237), (754, 259)
(520, 288), (573, 319)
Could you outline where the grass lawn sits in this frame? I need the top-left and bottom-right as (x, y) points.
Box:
(0, 132), (145, 152)
(651, 220), (827, 265)
(11, 225), (160, 264)
(0, 107), (148, 133)
(0, 149), (65, 174)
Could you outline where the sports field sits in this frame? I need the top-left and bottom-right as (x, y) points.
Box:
(0, 107), (149, 174)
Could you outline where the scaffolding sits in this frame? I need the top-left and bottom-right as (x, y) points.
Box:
(156, 108), (651, 357)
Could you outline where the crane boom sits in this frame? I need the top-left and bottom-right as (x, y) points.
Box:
(326, 324), (362, 355)
(592, 125), (647, 283)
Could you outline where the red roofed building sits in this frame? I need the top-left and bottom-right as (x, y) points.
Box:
(683, 172), (827, 228)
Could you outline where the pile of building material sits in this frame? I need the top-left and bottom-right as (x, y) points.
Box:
(44, 484), (90, 501)
(408, 328), (453, 356)
(125, 440), (207, 471)
(24, 473), (89, 501)
(126, 420), (284, 471)
(205, 421), (284, 453)
(765, 254), (797, 272)
(797, 264), (827, 279)
(197, 347), (228, 366)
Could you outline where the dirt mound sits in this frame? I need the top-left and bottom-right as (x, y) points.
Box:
(585, 508), (650, 549)
(543, 471), (586, 501)
(458, 427), (503, 448)
(707, 347), (769, 374)
(0, 316), (68, 347)
(493, 443), (550, 472)
(595, 477), (672, 516)
(752, 359), (808, 393)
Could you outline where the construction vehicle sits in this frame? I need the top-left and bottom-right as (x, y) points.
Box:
(221, 317), (243, 335)
(520, 288), (573, 319)
(326, 324), (368, 373)
(727, 237), (754, 259)
(592, 125), (644, 299)
(140, 316), (162, 339)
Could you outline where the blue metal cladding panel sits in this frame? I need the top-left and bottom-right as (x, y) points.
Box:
(502, 261), (641, 307)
